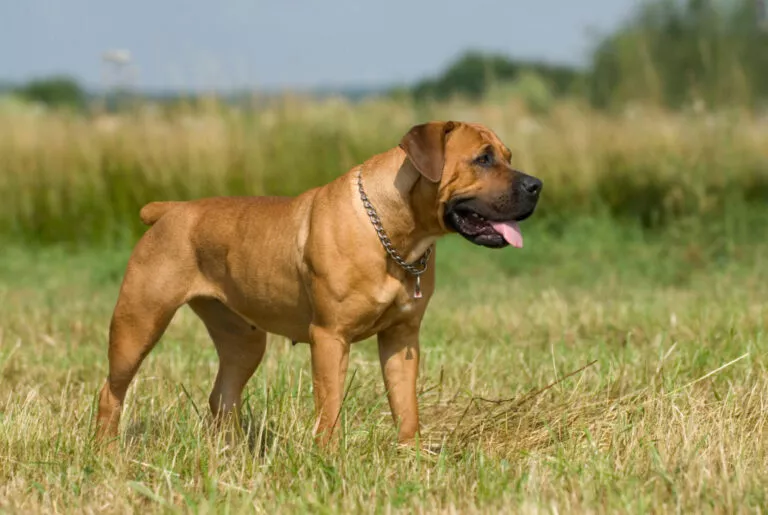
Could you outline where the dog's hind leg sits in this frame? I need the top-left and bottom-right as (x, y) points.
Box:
(187, 298), (267, 425)
(95, 253), (190, 443)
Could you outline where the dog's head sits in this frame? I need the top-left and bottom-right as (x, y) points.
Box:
(400, 121), (542, 249)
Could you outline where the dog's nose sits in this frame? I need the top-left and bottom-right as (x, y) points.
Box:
(519, 175), (542, 197)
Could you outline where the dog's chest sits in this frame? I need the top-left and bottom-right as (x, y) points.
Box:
(362, 278), (421, 329)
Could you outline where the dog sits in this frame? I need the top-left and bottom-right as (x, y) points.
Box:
(94, 121), (542, 446)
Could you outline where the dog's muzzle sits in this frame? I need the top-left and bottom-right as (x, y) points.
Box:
(444, 172), (542, 249)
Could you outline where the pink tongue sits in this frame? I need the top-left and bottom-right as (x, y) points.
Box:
(491, 221), (523, 248)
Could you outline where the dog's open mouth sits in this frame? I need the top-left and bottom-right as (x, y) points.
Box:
(444, 200), (527, 249)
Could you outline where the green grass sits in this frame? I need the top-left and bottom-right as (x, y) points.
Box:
(1, 212), (766, 513)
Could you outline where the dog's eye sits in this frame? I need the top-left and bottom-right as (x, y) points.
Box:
(474, 153), (493, 167)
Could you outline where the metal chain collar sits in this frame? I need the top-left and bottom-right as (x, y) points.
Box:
(356, 169), (432, 278)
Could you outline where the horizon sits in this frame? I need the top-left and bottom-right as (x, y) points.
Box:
(2, 0), (644, 93)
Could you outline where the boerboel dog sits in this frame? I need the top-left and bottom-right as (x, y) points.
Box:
(95, 121), (542, 447)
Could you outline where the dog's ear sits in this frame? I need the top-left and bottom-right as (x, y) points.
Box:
(399, 121), (457, 183)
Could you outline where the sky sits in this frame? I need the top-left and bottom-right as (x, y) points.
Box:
(1, 0), (644, 92)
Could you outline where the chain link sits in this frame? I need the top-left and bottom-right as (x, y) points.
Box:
(356, 169), (431, 277)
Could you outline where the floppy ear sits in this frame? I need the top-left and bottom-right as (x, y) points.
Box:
(399, 121), (457, 183)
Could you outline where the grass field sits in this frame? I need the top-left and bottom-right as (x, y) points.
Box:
(2, 98), (767, 244)
(0, 94), (766, 512)
(1, 206), (766, 513)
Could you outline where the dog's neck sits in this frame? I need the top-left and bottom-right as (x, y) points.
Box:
(356, 149), (444, 265)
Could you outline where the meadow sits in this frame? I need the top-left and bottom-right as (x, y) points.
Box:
(1, 96), (766, 245)
(0, 96), (767, 513)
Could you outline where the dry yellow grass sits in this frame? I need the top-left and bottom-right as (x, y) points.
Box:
(0, 96), (766, 243)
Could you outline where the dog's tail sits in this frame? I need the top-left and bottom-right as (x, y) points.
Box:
(139, 201), (185, 226)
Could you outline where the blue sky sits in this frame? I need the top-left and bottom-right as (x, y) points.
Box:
(2, 0), (644, 91)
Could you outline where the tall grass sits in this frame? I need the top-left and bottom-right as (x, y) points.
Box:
(1, 96), (766, 245)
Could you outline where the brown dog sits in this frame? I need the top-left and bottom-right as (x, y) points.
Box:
(95, 121), (542, 446)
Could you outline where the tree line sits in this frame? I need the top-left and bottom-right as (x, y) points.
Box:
(5, 0), (766, 111)
(411, 0), (767, 109)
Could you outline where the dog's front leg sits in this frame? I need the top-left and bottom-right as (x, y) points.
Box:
(309, 325), (350, 447)
(377, 321), (420, 444)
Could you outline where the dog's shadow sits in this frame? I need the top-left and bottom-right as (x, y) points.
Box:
(241, 415), (279, 457)
(123, 414), (278, 457)
(122, 405), (444, 458)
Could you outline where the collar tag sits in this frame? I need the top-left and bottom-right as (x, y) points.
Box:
(414, 275), (423, 299)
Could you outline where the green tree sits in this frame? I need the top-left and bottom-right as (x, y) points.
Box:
(16, 76), (86, 109)
(589, 0), (768, 109)
(411, 51), (581, 101)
